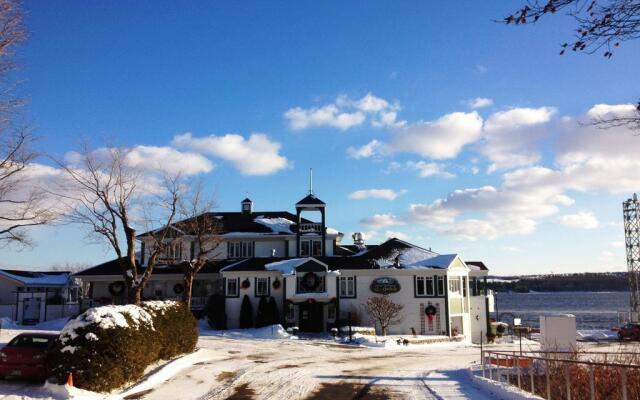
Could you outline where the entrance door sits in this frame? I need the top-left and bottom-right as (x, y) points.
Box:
(299, 301), (324, 332)
(23, 297), (41, 324)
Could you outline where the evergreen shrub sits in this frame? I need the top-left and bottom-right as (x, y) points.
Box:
(239, 295), (253, 328)
(205, 294), (226, 330)
(49, 300), (197, 392)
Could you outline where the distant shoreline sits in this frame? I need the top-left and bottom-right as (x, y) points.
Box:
(487, 272), (630, 293)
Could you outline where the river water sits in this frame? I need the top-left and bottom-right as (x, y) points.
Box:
(493, 291), (631, 329)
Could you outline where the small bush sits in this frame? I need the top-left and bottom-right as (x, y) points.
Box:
(255, 297), (268, 328)
(142, 301), (197, 359)
(239, 295), (253, 328)
(49, 301), (197, 392)
(205, 294), (226, 330)
(267, 296), (280, 325)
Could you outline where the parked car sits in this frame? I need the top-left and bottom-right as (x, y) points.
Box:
(0, 333), (58, 381)
(618, 323), (640, 340)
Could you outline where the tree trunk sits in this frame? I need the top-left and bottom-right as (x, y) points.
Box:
(382, 325), (387, 336)
(182, 270), (194, 310)
(128, 285), (142, 305)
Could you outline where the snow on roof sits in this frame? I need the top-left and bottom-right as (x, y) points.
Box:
(0, 269), (72, 286)
(253, 216), (295, 234)
(265, 258), (305, 274)
(326, 227), (340, 235)
(405, 254), (458, 269)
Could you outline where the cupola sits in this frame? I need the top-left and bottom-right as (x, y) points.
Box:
(241, 198), (253, 214)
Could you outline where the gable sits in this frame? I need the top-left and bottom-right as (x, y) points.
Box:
(295, 260), (327, 273)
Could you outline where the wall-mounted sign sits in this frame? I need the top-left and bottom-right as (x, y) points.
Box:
(370, 277), (401, 294)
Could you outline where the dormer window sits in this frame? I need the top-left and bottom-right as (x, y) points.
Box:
(228, 241), (254, 258)
(161, 242), (182, 262)
(300, 239), (322, 257)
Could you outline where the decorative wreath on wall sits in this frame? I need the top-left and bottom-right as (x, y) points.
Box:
(302, 272), (320, 291)
(425, 305), (437, 322)
(241, 278), (251, 289)
(108, 281), (125, 296)
(272, 278), (281, 290)
(173, 283), (184, 294)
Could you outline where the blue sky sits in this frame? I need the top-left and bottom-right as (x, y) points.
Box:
(3, 1), (639, 274)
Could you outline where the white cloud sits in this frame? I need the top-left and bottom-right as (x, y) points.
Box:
(124, 145), (214, 176)
(284, 93), (404, 131)
(405, 161), (455, 178)
(586, 104), (638, 120)
(559, 212), (599, 229)
(390, 111), (483, 159)
(360, 213), (404, 228)
(172, 132), (289, 176)
(348, 189), (405, 201)
(346, 139), (383, 159)
(481, 107), (556, 172)
(467, 97), (493, 109)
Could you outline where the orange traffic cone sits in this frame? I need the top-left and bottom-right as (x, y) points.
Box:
(66, 372), (74, 387)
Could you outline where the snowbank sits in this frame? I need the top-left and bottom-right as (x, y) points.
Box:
(468, 368), (543, 400)
(200, 324), (298, 340)
(577, 329), (618, 342)
(0, 317), (68, 331)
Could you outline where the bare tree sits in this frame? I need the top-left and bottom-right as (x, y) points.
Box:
(56, 145), (180, 304)
(0, 0), (54, 246)
(504, 0), (640, 129)
(175, 180), (222, 309)
(362, 295), (403, 336)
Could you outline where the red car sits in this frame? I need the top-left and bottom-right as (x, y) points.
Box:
(0, 333), (58, 381)
(618, 323), (640, 341)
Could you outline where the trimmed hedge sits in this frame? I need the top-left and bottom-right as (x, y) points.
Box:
(49, 300), (197, 392)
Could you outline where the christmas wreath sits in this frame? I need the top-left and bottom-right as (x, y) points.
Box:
(241, 278), (251, 289)
(425, 305), (437, 322)
(108, 281), (125, 296)
(272, 278), (281, 290)
(173, 283), (184, 294)
(301, 272), (320, 291)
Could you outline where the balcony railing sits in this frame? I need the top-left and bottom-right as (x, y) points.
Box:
(299, 223), (322, 233)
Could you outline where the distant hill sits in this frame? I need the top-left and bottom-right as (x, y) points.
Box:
(487, 272), (629, 292)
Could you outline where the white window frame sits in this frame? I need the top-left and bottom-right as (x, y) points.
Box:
(339, 276), (355, 298)
(448, 278), (461, 294)
(437, 276), (445, 296)
(226, 278), (239, 297)
(164, 241), (182, 261)
(255, 277), (269, 297)
(228, 241), (254, 258)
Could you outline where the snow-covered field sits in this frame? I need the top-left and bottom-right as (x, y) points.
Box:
(0, 321), (550, 400)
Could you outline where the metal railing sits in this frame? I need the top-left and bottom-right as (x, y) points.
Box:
(481, 349), (640, 400)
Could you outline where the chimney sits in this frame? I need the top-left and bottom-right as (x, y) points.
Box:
(241, 198), (253, 214)
(352, 232), (365, 248)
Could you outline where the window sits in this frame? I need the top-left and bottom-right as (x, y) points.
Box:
(448, 278), (461, 294)
(226, 278), (239, 297)
(164, 242), (182, 261)
(415, 276), (435, 297)
(339, 276), (356, 298)
(300, 240), (310, 256)
(255, 277), (269, 297)
(312, 240), (322, 256)
(228, 241), (254, 258)
(300, 239), (322, 256)
(437, 276), (445, 296)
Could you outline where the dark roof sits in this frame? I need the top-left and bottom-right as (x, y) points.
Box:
(140, 211), (311, 237)
(75, 258), (233, 276)
(242, 198), (252, 203)
(466, 261), (489, 271)
(335, 244), (377, 256)
(0, 269), (69, 278)
(222, 256), (375, 272)
(296, 194), (326, 206)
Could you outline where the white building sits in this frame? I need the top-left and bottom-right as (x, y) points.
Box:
(77, 194), (493, 343)
(0, 269), (80, 325)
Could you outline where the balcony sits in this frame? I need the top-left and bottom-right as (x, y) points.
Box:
(299, 223), (322, 233)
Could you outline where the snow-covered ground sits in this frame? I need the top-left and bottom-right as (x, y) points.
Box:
(0, 321), (555, 400)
